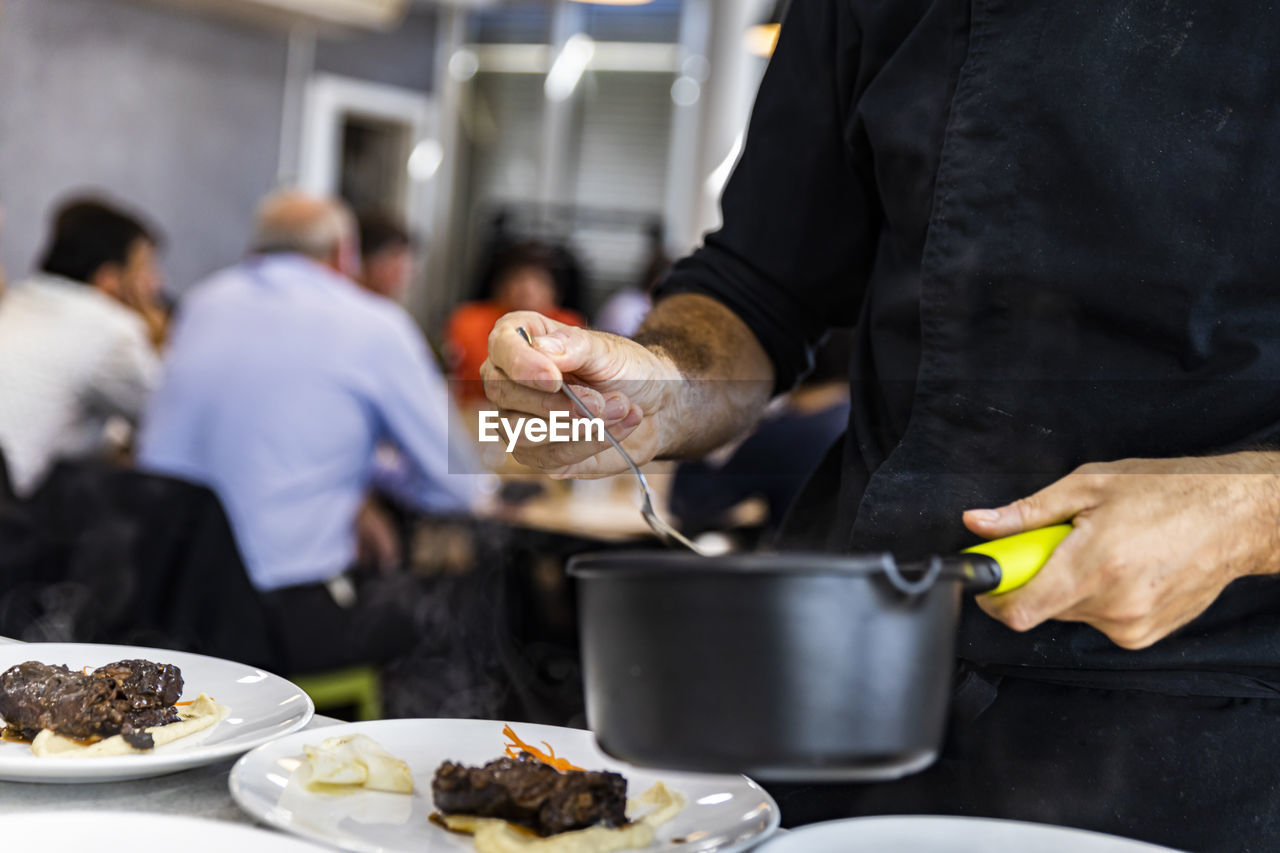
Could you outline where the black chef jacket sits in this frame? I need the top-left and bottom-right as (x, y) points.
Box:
(657, 0), (1280, 848)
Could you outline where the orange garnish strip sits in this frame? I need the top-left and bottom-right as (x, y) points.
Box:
(502, 724), (583, 772)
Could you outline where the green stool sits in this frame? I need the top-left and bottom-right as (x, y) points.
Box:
(293, 666), (384, 721)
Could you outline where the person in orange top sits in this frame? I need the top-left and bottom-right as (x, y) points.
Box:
(446, 241), (585, 401)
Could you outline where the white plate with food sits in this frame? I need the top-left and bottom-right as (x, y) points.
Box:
(0, 642), (313, 783)
(6, 811), (329, 851)
(229, 718), (780, 853)
(751, 815), (1183, 852)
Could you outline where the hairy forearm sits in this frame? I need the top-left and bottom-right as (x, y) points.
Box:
(1211, 450), (1280, 576)
(632, 293), (775, 459)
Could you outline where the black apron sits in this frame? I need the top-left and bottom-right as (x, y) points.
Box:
(765, 1), (1280, 849)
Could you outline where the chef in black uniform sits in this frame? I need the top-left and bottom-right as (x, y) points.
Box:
(482, 2), (1280, 850)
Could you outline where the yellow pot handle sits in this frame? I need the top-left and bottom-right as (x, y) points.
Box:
(962, 524), (1073, 595)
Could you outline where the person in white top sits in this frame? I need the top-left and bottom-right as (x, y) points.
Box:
(0, 197), (163, 496)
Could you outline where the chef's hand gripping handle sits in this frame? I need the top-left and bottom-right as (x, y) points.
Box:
(963, 524), (1073, 595)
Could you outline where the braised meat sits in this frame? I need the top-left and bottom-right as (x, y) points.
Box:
(432, 754), (628, 836)
(93, 659), (183, 710)
(0, 659), (184, 749)
(0, 662), (123, 741)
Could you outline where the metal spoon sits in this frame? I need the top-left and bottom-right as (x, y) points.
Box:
(515, 326), (707, 556)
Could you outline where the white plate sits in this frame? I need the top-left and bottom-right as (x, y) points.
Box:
(5, 811), (328, 852)
(0, 642), (313, 783)
(752, 815), (1183, 852)
(230, 718), (780, 853)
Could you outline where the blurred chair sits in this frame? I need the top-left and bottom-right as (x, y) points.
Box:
(0, 449), (48, 633)
(0, 447), (15, 506)
(2, 461), (277, 669)
(292, 665), (384, 721)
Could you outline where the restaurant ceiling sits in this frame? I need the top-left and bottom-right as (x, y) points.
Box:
(129, 0), (410, 31)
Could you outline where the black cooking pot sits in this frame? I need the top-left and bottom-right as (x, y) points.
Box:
(567, 526), (1069, 782)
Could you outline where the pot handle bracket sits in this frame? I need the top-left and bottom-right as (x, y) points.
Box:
(881, 553), (946, 597)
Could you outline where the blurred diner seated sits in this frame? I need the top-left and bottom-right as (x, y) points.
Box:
(139, 189), (487, 675)
(353, 210), (474, 573)
(353, 210), (417, 571)
(596, 220), (669, 338)
(445, 241), (585, 403)
(0, 196), (163, 497)
(356, 209), (415, 301)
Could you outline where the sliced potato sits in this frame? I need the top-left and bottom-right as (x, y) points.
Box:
(301, 734), (414, 794)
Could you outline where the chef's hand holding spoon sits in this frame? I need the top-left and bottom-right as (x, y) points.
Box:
(964, 453), (1280, 649)
(481, 294), (774, 478)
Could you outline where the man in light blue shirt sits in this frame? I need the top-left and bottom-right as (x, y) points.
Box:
(140, 191), (485, 671)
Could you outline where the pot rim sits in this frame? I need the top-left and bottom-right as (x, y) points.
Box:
(569, 549), (916, 579)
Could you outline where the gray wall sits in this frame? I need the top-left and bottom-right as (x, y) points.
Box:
(0, 0), (290, 294)
(316, 9), (437, 93)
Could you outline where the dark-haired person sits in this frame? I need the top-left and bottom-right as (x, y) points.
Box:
(596, 220), (668, 338)
(482, 2), (1280, 849)
(445, 241), (585, 402)
(353, 210), (470, 572)
(0, 197), (163, 495)
(356, 211), (415, 301)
